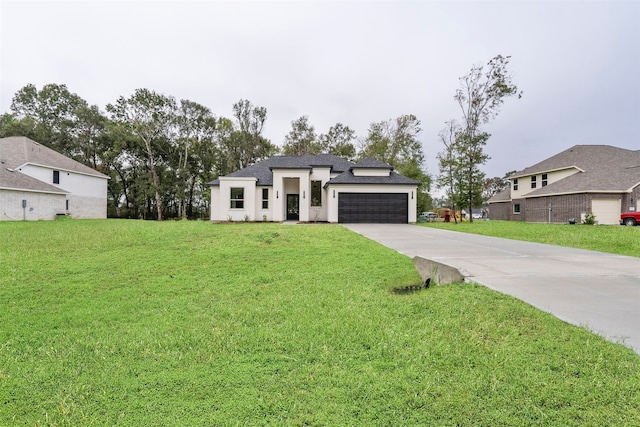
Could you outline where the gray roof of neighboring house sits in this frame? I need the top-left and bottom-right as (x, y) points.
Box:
(505, 145), (640, 197)
(208, 154), (419, 186)
(0, 136), (109, 179)
(0, 165), (68, 194)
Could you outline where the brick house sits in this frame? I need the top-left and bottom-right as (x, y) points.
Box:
(488, 145), (640, 225)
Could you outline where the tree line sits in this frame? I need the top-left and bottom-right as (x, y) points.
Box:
(0, 85), (431, 219)
(0, 54), (519, 221)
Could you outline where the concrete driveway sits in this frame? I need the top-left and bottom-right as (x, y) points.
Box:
(344, 224), (640, 354)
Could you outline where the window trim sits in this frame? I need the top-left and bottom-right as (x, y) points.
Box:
(531, 176), (537, 189)
(513, 178), (518, 191)
(261, 188), (269, 209)
(541, 173), (548, 187)
(230, 187), (244, 209)
(513, 203), (521, 214)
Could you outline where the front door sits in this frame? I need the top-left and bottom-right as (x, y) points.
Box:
(287, 194), (299, 220)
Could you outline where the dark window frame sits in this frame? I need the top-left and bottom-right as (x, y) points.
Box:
(513, 203), (521, 214)
(311, 181), (322, 207)
(531, 176), (537, 189)
(513, 178), (518, 191)
(230, 187), (244, 209)
(53, 170), (60, 184)
(262, 188), (269, 209)
(541, 173), (548, 187)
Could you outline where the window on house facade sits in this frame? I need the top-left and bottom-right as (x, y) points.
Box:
(53, 170), (60, 184)
(262, 188), (269, 209)
(541, 173), (548, 187)
(230, 187), (244, 209)
(513, 178), (518, 191)
(513, 203), (521, 214)
(531, 176), (537, 189)
(311, 181), (322, 207)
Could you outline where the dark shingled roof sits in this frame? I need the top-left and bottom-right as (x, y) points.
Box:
(328, 170), (419, 186)
(352, 158), (394, 169)
(208, 154), (418, 186)
(208, 154), (352, 186)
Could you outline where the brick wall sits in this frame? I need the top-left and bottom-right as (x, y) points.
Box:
(0, 190), (66, 221)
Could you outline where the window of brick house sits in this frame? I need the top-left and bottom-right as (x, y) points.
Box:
(531, 176), (537, 189)
(541, 173), (548, 187)
(513, 203), (521, 214)
(513, 178), (518, 191)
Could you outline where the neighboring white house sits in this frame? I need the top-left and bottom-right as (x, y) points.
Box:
(0, 136), (109, 221)
(209, 154), (420, 223)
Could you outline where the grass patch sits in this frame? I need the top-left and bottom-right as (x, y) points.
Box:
(1, 220), (639, 425)
(422, 220), (640, 257)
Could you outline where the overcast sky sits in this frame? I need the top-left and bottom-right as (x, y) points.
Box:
(1, 0), (638, 184)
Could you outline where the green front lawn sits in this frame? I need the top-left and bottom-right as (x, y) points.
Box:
(422, 220), (640, 257)
(1, 220), (638, 426)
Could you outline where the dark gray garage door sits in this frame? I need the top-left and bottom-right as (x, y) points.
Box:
(338, 193), (408, 223)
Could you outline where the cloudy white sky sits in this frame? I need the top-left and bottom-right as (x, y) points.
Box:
(1, 0), (638, 183)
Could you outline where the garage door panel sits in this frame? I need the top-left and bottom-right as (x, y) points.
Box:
(591, 199), (621, 225)
(338, 193), (408, 223)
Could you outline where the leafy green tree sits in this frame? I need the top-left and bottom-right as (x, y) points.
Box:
(10, 83), (85, 156)
(0, 113), (37, 139)
(282, 115), (321, 155)
(107, 89), (178, 221)
(454, 55), (521, 221)
(318, 123), (356, 160)
(74, 104), (110, 170)
(218, 100), (276, 174)
(359, 114), (431, 213)
(7, 83), (111, 170)
(454, 131), (489, 215)
(175, 99), (217, 218)
(483, 174), (511, 201)
(436, 120), (462, 222)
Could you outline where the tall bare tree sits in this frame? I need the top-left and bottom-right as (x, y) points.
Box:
(454, 54), (521, 221)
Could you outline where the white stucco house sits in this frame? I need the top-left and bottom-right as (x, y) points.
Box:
(209, 154), (420, 223)
(0, 136), (109, 221)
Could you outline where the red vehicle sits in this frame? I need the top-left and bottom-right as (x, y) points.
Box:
(620, 211), (640, 226)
